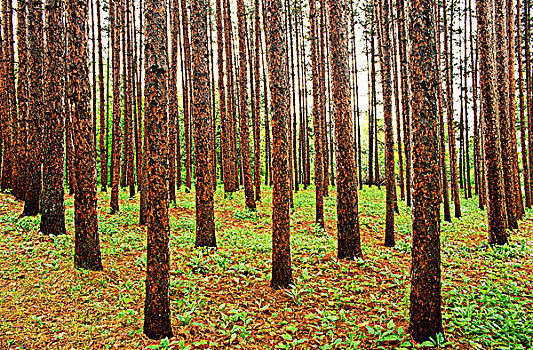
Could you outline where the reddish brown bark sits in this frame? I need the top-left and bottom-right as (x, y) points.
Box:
(110, 0), (122, 214)
(310, 0), (324, 227)
(96, 0), (106, 192)
(15, 1), (28, 201)
(191, 0), (217, 247)
(237, 0), (256, 210)
(496, 0), (518, 229)
(24, 0), (44, 217)
(434, 0), (451, 222)
(329, 0), (362, 260)
(1, 0), (15, 192)
(443, 0), (461, 217)
(169, 0), (179, 203)
(508, 0), (523, 217)
(40, 0), (66, 236)
(143, 0), (173, 340)
(477, 0), (509, 244)
(391, 17), (405, 201)
(408, 0), (443, 341)
(68, 0), (102, 271)
(223, 0), (238, 191)
(266, 0), (294, 290)
(253, 0), (262, 200)
(180, 0), (192, 190)
(470, 0), (484, 209)
(378, 0), (396, 247)
(517, 0), (530, 207)
(397, 0), (411, 205)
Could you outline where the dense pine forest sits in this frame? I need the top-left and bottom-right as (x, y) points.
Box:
(0, 0), (532, 347)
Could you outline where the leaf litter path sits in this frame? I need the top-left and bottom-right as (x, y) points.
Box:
(0, 187), (531, 349)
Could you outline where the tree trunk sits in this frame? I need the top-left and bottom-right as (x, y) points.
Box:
(517, 0), (530, 208)
(310, 0), (324, 227)
(477, 0), (509, 244)
(397, 0), (411, 205)
(435, 0), (451, 222)
(236, 0), (256, 210)
(496, 0), (518, 229)
(407, 0), (443, 340)
(266, 0), (294, 290)
(68, 0), (103, 271)
(223, 0), (239, 191)
(329, 0), (362, 260)
(15, 1), (28, 201)
(443, 0), (461, 217)
(191, 0), (217, 247)
(24, 0), (44, 217)
(169, 0), (179, 203)
(40, 0), (66, 236)
(180, 0), (192, 190)
(378, 0), (396, 247)
(142, 0), (173, 339)
(110, 0), (122, 214)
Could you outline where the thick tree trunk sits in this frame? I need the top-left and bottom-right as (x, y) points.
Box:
(477, 0), (509, 244)
(24, 0), (44, 217)
(143, 0), (173, 340)
(40, 0), (66, 236)
(191, 0), (217, 247)
(15, 1), (28, 201)
(407, 0), (443, 341)
(68, 0), (103, 271)
(266, 0), (294, 290)
(329, 0), (362, 260)
(496, 0), (518, 229)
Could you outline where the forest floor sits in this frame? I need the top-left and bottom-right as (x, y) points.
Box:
(0, 185), (532, 349)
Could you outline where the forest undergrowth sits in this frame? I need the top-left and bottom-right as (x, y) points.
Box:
(0, 186), (531, 349)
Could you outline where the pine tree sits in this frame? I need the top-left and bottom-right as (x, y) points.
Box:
(142, 0), (173, 339)
(40, 0), (66, 236)
(68, 0), (103, 270)
(407, 0), (444, 340)
(266, 0), (294, 289)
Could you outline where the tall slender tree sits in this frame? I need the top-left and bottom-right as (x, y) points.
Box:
(15, 0), (28, 201)
(443, 0), (461, 217)
(477, 0), (509, 244)
(40, 0), (66, 236)
(378, 0), (396, 246)
(495, 0), (518, 229)
(408, 0), (443, 341)
(266, 0), (294, 289)
(329, 0), (362, 260)
(517, 0), (530, 207)
(143, 0), (173, 339)
(110, 0), (122, 214)
(237, 0), (256, 210)
(192, 0), (217, 247)
(310, 0), (324, 227)
(23, 0), (43, 216)
(68, 0), (103, 270)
